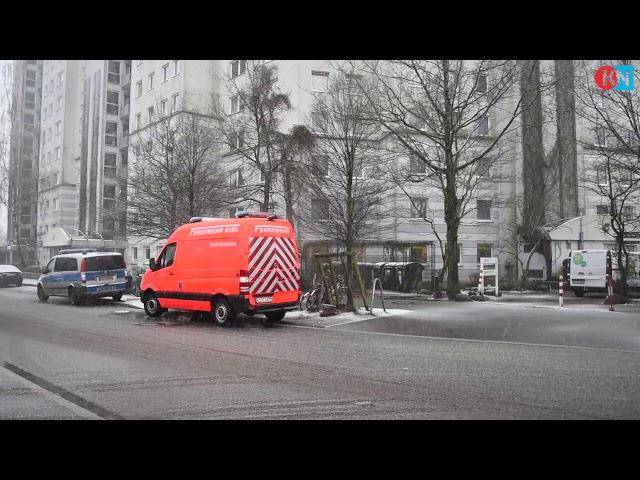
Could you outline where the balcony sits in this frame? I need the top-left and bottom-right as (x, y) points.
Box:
(120, 102), (130, 119)
(121, 71), (131, 87)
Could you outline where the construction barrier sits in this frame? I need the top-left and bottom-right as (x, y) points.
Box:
(559, 274), (564, 307)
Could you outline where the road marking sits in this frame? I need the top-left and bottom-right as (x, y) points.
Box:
(483, 302), (622, 314)
(1, 362), (122, 420)
(280, 324), (640, 355)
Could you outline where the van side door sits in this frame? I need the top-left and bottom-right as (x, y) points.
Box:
(155, 243), (179, 307)
(52, 256), (79, 295)
(41, 258), (57, 295)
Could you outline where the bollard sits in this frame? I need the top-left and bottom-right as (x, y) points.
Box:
(558, 275), (564, 307)
(478, 271), (484, 296)
(607, 274), (614, 312)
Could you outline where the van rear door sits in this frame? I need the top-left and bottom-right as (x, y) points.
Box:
(248, 228), (300, 301)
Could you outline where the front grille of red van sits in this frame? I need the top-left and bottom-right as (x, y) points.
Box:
(248, 236), (300, 294)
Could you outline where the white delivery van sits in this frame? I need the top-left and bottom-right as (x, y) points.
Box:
(567, 250), (612, 297)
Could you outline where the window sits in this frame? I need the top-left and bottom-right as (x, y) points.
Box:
(162, 243), (177, 268)
(173, 60), (181, 76)
(106, 90), (119, 115)
(596, 204), (611, 215)
(105, 122), (118, 146)
(52, 198), (57, 211)
(54, 172), (60, 185)
(108, 60), (120, 84)
(147, 106), (155, 123)
(477, 74), (487, 93)
(260, 168), (277, 184)
(311, 71), (329, 92)
(623, 205), (635, 219)
(137, 60), (143, 66)
(57, 71), (63, 85)
(104, 153), (117, 178)
(56, 121), (62, 135)
(311, 197), (330, 220)
(311, 110), (323, 130)
(54, 257), (78, 272)
(595, 125), (607, 146)
(133, 247), (138, 260)
(477, 243), (492, 263)
(229, 169), (244, 187)
(57, 96), (63, 110)
(230, 131), (245, 150)
(162, 63), (169, 83)
(409, 155), (426, 174)
(171, 93), (181, 112)
(147, 72), (154, 91)
(145, 247), (151, 259)
(135, 113), (142, 130)
(230, 95), (242, 114)
(25, 91), (35, 109)
(55, 147), (60, 161)
(477, 199), (492, 220)
(136, 81), (142, 97)
(596, 165), (609, 186)
(311, 155), (329, 177)
(160, 99), (168, 116)
(458, 243), (463, 265)
(476, 157), (493, 179)
(24, 113), (34, 125)
(476, 115), (489, 136)
(410, 197), (428, 219)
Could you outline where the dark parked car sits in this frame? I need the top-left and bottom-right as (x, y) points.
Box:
(0, 265), (23, 287)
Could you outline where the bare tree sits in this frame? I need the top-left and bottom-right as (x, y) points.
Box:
(574, 60), (640, 298)
(300, 72), (389, 311)
(214, 61), (312, 216)
(127, 109), (229, 240)
(346, 60), (532, 298)
(0, 62), (13, 212)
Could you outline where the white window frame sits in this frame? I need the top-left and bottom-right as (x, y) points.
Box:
(160, 99), (167, 116)
(476, 114), (490, 136)
(56, 121), (61, 135)
(136, 81), (142, 98)
(147, 72), (154, 91)
(171, 93), (180, 112)
(162, 63), (169, 83)
(173, 60), (181, 76)
(135, 113), (142, 130)
(410, 196), (429, 220)
(311, 70), (329, 92)
(147, 106), (154, 123)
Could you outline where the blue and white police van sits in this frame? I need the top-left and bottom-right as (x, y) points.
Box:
(37, 249), (130, 305)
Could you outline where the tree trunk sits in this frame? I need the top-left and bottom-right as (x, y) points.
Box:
(617, 236), (629, 298)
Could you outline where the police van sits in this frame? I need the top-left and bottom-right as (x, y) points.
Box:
(37, 249), (130, 305)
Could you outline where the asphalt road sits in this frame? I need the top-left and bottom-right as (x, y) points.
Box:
(1, 285), (639, 419)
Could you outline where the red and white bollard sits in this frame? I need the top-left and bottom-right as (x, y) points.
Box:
(478, 271), (484, 296)
(558, 274), (564, 307)
(607, 274), (614, 312)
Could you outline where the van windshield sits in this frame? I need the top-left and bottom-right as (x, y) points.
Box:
(85, 255), (126, 271)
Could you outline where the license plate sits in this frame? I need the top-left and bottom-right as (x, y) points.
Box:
(255, 296), (273, 304)
(97, 276), (116, 282)
(97, 285), (118, 292)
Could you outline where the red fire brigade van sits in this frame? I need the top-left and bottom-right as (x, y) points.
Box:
(140, 212), (301, 325)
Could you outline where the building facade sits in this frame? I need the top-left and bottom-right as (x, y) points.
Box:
(6, 60), (43, 265)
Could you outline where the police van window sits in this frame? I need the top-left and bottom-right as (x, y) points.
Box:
(163, 243), (177, 268)
(54, 257), (77, 271)
(46, 258), (56, 272)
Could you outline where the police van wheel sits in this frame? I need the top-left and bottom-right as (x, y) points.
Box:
(212, 298), (233, 327)
(112, 294), (123, 302)
(144, 293), (164, 317)
(69, 288), (83, 306)
(37, 285), (49, 302)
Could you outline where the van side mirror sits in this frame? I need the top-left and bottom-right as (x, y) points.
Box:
(41, 268), (49, 274)
(149, 258), (157, 271)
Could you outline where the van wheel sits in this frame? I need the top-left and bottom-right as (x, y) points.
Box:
(69, 288), (83, 306)
(573, 288), (585, 297)
(144, 292), (164, 317)
(37, 285), (49, 302)
(112, 294), (123, 302)
(211, 298), (234, 327)
(265, 310), (286, 323)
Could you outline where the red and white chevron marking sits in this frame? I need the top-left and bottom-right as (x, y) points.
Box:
(248, 236), (300, 294)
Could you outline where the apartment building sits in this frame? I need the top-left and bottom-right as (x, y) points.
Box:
(126, 60), (221, 268)
(5, 60), (43, 265)
(36, 60), (131, 264)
